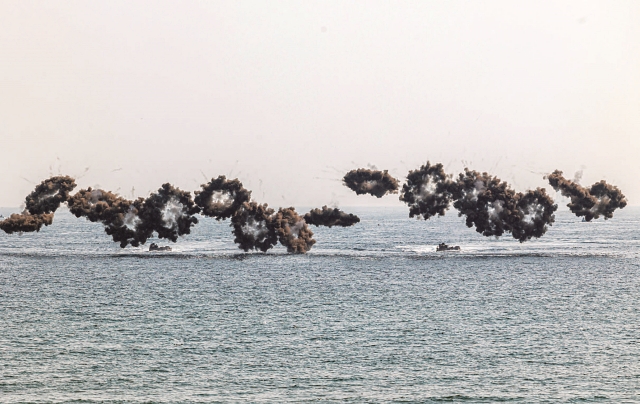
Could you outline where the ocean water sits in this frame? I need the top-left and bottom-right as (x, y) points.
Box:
(1, 206), (639, 403)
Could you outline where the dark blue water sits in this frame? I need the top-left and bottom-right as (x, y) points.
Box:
(1, 207), (639, 402)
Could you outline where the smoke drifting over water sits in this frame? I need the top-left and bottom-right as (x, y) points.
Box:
(273, 207), (316, 253)
(67, 183), (199, 247)
(230, 201), (278, 252)
(452, 169), (557, 242)
(400, 162), (457, 220)
(0, 176), (76, 234)
(304, 206), (360, 228)
(67, 188), (143, 247)
(1, 174), (361, 254)
(194, 176), (251, 220)
(546, 170), (627, 221)
(343, 169), (399, 198)
(348, 162), (620, 243)
(2, 164), (627, 250)
(0, 212), (55, 234)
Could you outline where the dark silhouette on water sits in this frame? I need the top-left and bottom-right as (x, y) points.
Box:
(436, 243), (460, 252)
(149, 243), (172, 251)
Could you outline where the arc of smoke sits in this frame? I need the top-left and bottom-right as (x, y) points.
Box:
(1, 174), (361, 253)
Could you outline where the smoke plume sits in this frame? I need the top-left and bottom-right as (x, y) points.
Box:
(0, 213), (54, 234)
(400, 162), (457, 220)
(0, 176), (76, 235)
(67, 188), (143, 247)
(546, 170), (627, 221)
(230, 201), (278, 252)
(68, 183), (199, 247)
(396, 163), (558, 242)
(272, 207), (316, 253)
(343, 169), (399, 198)
(135, 183), (200, 243)
(194, 176), (251, 220)
(452, 169), (557, 242)
(303, 206), (360, 227)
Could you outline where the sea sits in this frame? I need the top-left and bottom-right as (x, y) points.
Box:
(1, 205), (639, 403)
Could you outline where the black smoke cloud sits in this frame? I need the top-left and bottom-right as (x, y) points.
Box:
(230, 201), (278, 252)
(0, 212), (54, 234)
(67, 188), (143, 247)
(396, 163), (558, 242)
(303, 206), (360, 227)
(0, 176), (76, 234)
(195, 178), (315, 253)
(546, 170), (627, 221)
(3, 174), (360, 253)
(25, 175), (77, 214)
(136, 183), (200, 243)
(68, 184), (199, 247)
(400, 162), (457, 220)
(343, 169), (399, 198)
(194, 176), (251, 220)
(452, 169), (557, 242)
(273, 207), (316, 253)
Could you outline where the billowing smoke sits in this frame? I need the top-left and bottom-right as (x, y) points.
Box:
(2, 174), (360, 253)
(303, 206), (360, 227)
(396, 163), (558, 242)
(0, 176), (76, 234)
(452, 169), (557, 242)
(194, 178), (346, 253)
(135, 183), (200, 243)
(272, 207), (316, 253)
(343, 169), (399, 198)
(230, 202), (278, 252)
(194, 176), (251, 220)
(509, 188), (558, 241)
(68, 183), (199, 247)
(546, 170), (627, 221)
(25, 176), (77, 214)
(0, 212), (54, 234)
(67, 188), (143, 247)
(400, 162), (457, 220)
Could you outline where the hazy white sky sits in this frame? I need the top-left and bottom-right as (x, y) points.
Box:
(1, 1), (638, 208)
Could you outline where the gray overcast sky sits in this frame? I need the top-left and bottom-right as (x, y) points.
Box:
(1, 1), (638, 208)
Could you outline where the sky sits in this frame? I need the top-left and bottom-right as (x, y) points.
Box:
(1, 0), (638, 209)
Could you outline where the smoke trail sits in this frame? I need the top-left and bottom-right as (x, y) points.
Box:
(3, 174), (357, 253)
(399, 162), (457, 220)
(397, 163), (558, 242)
(194, 176), (251, 220)
(67, 184), (199, 247)
(546, 170), (627, 221)
(303, 206), (360, 227)
(272, 207), (316, 253)
(67, 188), (143, 247)
(451, 169), (557, 242)
(24, 175), (77, 214)
(0, 213), (54, 234)
(230, 201), (278, 252)
(0, 176), (76, 235)
(343, 169), (399, 198)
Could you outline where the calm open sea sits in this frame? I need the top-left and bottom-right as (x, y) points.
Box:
(1, 206), (639, 403)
